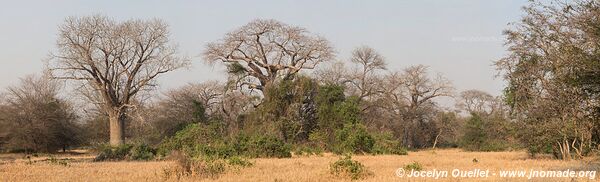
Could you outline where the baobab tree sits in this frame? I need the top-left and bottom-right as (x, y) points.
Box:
(203, 19), (334, 92)
(48, 15), (189, 146)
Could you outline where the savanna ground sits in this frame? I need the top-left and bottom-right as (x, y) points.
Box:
(0, 149), (598, 182)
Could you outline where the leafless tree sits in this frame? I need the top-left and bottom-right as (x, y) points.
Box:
(47, 15), (189, 146)
(346, 46), (387, 100)
(313, 61), (349, 86)
(456, 89), (495, 114)
(203, 19), (334, 91)
(381, 65), (454, 148)
(0, 75), (80, 152)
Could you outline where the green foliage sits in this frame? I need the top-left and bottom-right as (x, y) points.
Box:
(157, 123), (223, 156)
(314, 88), (376, 153)
(94, 144), (133, 161)
(94, 143), (156, 161)
(336, 96), (362, 125)
(158, 124), (291, 159)
(244, 76), (319, 143)
(191, 100), (208, 124)
(231, 134), (292, 158)
(129, 143), (156, 161)
(330, 155), (373, 180)
(314, 85), (346, 147)
(334, 123), (375, 154)
(404, 162), (423, 171)
(461, 114), (486, 151)
(372, 132), (408, 155)
(461, 113), (511, 152)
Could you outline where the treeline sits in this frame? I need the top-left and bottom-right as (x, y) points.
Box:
(0, 0), (599, 161)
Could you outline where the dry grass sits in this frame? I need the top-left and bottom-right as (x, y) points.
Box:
(0, 149), (598, 182)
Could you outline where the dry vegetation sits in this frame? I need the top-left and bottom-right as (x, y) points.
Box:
(1, 149), (597, 182)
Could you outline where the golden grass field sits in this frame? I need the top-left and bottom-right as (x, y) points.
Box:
(0, 149), (598, 182)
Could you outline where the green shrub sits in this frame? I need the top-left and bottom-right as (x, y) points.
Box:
(461, 113), (510, 152)
(334, 123), (375, 154)
(404, 162), (423, 171)
(157, 123), (223, 156)
(129, 143), (156, 160)
(330, 155), (373, 180)
(184, 141), (235, 160)
(94, 143), (156, 161)
(159, 125), (291, 159)
(232, 134), (292, 158)
(94, 144), (133, 161)
(372, 132), (408, 155)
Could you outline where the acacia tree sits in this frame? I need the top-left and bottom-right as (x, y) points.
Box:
(48, 15), (189, 146)
(203, 19), (334, 92)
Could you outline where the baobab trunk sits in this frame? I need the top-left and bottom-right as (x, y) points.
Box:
(108, 109), (126, 146)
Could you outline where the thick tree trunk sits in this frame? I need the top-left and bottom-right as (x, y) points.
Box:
(109, 109), (125, 146)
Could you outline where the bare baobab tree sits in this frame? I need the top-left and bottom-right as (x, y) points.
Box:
(203, 19), (334, 92)
(47, 15), (189, 146)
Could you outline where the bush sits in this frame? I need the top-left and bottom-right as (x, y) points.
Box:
(372, 132), (408, 155)
(94, 143), (156, 161)
(159, 125), (291, 159)
(129, 143), (156, 161)
(334, 123), (375, 154)
(157, 123), (223, 156)
(94, 144), (133, 161)
(461, 113), (511, 152)
(330, 155), (373, 180)
(404, 162), (423, 171)
(232, 134), (292, 158)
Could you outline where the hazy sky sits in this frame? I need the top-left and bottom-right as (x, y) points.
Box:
(0, 0), (528, 99)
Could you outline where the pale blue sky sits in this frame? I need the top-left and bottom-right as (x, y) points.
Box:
(0, 0), (528, 98)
